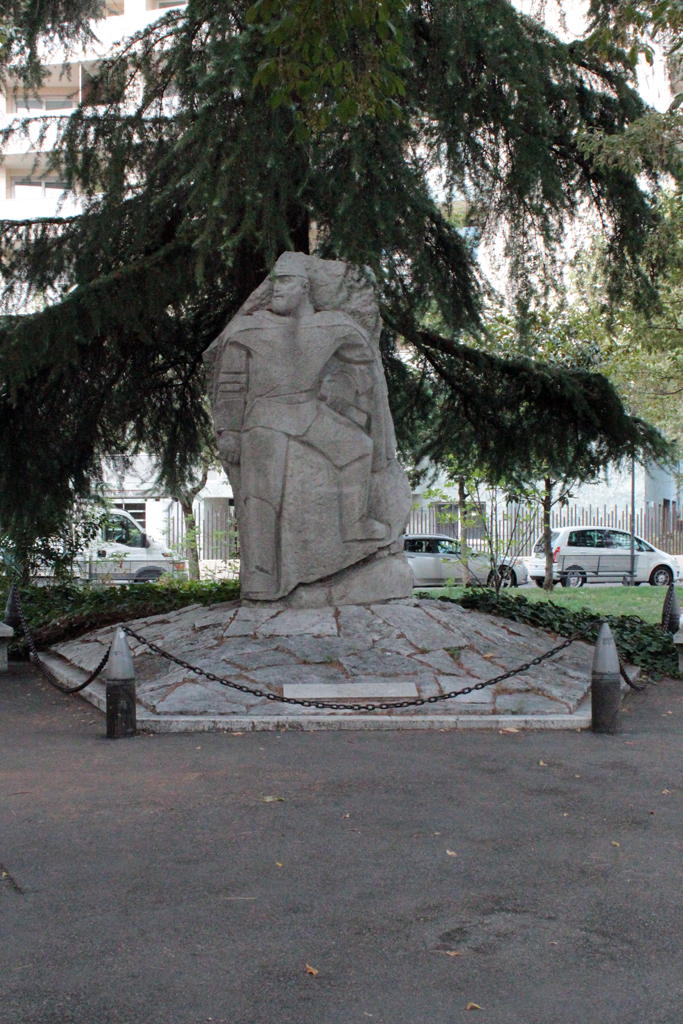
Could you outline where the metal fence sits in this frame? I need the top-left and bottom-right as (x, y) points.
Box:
(407, 503), (683, 557)
(167, 499), (683, 562)
(166, 498), (240, 560)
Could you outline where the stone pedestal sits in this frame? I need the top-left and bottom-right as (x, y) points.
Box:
(0, 621), (14, 671)
(281, 551), (413, 609)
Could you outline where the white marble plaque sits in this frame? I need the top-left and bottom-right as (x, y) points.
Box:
(283, 680), (418, 700)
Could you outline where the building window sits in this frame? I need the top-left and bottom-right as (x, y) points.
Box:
(11, 178), (69, 199)
(14, 94), (75, 113)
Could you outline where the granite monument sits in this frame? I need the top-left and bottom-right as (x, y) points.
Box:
(203, 252), (412, 606)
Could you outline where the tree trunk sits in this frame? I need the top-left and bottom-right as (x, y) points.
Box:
(180, 499), (201, 581)
(174, 466), (209, 582)
(458, 476), (469, 586)
(542, 477), (554, 591)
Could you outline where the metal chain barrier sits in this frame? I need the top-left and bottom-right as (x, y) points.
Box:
(122, 622), (596, 712)
(619, 659), (646, 691)
(8, 581), (647, 707)
(10, 585), (110, 695)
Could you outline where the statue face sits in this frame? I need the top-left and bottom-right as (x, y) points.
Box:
(271, 274), (309, 315)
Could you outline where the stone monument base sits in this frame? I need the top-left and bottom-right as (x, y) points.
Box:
(44, 596), (597, 731)
(276, 551), (413, 610)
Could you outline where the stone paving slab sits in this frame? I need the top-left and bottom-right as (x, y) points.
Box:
(46, 596), (600, 729)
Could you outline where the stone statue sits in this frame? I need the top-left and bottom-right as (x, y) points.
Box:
(203, 252), (412, 605)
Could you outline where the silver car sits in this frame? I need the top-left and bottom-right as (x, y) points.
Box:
(404, 533), (528, 588)
(525, 527), (681, 588)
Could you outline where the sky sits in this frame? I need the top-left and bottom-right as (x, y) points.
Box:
(514, 0), (673, 109)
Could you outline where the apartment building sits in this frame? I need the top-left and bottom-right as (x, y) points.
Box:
(0, 0), (187, 222)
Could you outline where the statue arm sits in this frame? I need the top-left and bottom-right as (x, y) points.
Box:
(320, 327), (375, 424)
(211, 337), (249, 465)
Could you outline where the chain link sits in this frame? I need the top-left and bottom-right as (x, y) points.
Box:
(11, 585), (110, 694)
(122, 622), (595, 712)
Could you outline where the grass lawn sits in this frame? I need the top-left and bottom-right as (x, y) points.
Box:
(421, 584), (673, 624)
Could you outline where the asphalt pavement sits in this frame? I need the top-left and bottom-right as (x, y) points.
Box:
(2, 661), (683, 1024)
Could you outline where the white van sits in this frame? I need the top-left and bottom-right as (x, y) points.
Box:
(76, 508), (185, 583)
(525, 526), (681, 588)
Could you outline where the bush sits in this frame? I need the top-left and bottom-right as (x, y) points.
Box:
(417, 589), (678, 680)
(3, 577), (240, 655)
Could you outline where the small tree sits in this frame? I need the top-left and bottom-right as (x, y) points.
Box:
(423, 479), (537, 595)
(170, 458), (211, 581)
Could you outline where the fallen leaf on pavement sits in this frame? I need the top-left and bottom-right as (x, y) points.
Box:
(343, 813), (349, 818)
(305, 964), (319, 976)
(499, 727), (519, 734)
(232, 732), (244, 736)
(539, 760), (547, 766)
(276, 862), (283, 867)
(447, 849), (457, 857)
(466, 1002), (483, 1010)
(445, 951), (464, 957)
(612, 841), (620, 847)
(662, 789), (670, 794)
(262, 796), (284, 803)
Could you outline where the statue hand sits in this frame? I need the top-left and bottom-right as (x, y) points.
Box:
(218, 431), (241, 464)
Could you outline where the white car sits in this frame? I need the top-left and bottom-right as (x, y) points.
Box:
(75, 509), (185, 583)
(404, 533), (528, 588)
(524, 526), (680, 588)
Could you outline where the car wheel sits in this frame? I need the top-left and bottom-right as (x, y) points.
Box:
(561, 566), (585, 588)
(649, 565), (673, 587)
(133, 567), (166, 583)
(498, 565), (517, 588)
(487, 566), (517, 588)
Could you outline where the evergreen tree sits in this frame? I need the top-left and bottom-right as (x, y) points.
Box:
(0, 0), (670, 553)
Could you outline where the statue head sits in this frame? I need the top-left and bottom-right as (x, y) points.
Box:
(270, 252), (312, 316)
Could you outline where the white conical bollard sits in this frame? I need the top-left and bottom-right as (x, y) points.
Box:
(105, 628), (136, 739)
(591, 622), (621, 734)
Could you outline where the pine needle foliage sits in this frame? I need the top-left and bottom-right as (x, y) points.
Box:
(0, 0), (670, 548)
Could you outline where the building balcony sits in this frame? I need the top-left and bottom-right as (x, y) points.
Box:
(0, 193), (81, 221)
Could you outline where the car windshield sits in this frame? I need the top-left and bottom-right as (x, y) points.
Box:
(533, 532), (559, 555)
(103, 515), (145, 548)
